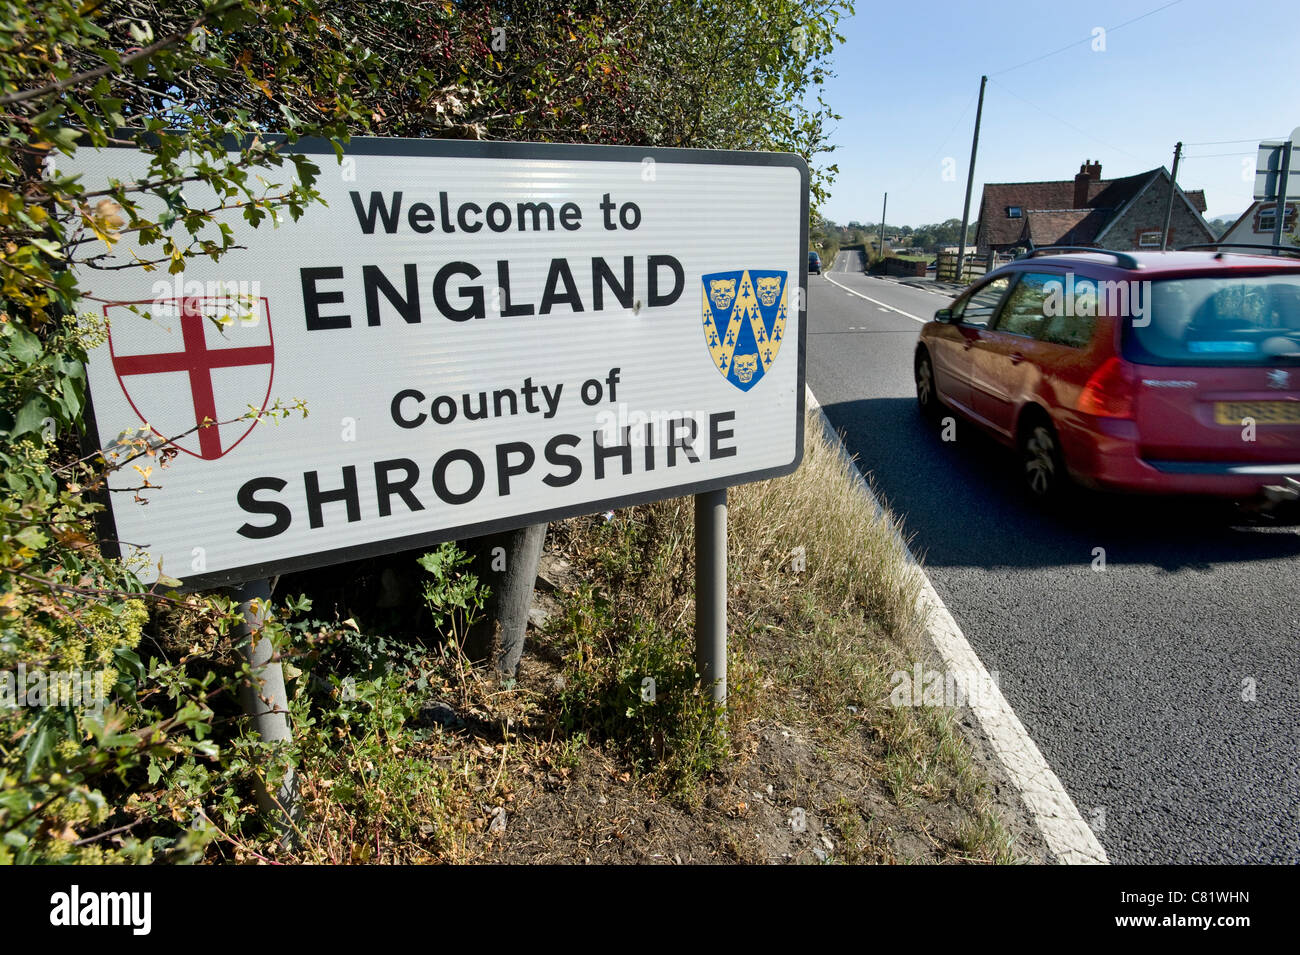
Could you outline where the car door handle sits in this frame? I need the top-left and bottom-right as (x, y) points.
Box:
(963, 340), (974, 350)
(1009, 352), (1025, 365)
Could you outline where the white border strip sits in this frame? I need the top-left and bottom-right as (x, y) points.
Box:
(805, 386), (1108, 865)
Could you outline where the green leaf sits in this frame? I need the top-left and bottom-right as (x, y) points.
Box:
(14, 525), (47, 550)
(5, 327), (43, 364)
(113, 647), (145, 683)
(24, 720), (55, 775)
(58, 374), (83, 419)
(10, 396), (51, 437)
(50, 127), (81, 152)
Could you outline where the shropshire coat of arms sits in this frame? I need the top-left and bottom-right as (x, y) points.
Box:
(701, 269), (788, 391)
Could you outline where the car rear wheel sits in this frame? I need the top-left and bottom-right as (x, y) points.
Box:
(1019, 414), (1067, 502)
(915, 350), (940, 421)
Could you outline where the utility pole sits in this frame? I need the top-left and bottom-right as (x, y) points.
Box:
(1271, 141), (1293, 254)
(878, 192), (887, 260)
(956, 74), (987, 283)
(1160, 141), (1182, 250)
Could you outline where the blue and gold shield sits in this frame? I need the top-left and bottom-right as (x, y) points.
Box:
(701, 269), (789, 391)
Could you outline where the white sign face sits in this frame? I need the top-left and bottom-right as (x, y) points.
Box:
(64, 138), (808, 587)
(1254, 129), (1300, 201)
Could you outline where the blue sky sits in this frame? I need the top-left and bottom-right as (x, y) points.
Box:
(817, 0), (1300, 227)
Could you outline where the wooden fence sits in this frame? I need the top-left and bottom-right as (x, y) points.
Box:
(935, 250), (1011, 283)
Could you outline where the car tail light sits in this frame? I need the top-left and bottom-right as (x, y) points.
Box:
(1077, 356), (1134, 419)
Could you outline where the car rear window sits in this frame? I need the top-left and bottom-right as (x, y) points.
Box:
(1124, 274), (1300, 366)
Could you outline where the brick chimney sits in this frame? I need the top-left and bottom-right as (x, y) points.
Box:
(1074, 160), (1102, 208)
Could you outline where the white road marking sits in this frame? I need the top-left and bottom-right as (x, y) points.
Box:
(850, 274), (960, 299)
(805, 386), (1109, 865)
(823, 273), (928, 323)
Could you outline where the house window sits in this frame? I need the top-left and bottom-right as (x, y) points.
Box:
(1006, 206), (1023, 218)
(1137, 229), (1164, 248)
(1255, 204), (1296, 234)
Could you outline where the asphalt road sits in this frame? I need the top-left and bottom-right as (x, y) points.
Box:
(807, 251), (1300, 864)
(829, 247), (866, 273)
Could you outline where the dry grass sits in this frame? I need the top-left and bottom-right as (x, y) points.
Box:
(275, 405), (1038, 864)
(523, 406), (1035, 862)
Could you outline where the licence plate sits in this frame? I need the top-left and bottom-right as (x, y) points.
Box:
(1214, 401), (1300, 425)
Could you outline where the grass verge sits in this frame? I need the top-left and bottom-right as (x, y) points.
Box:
(222, 406), (1040, 864)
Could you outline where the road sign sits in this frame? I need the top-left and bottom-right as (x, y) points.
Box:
(65, 137), (808, 588)
(1254, 127), (1300, 201)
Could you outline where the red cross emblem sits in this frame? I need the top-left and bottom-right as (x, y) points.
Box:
(104, 297), (275, 460)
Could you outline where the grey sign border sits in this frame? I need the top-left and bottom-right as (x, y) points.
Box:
(82, 135), (810, 590)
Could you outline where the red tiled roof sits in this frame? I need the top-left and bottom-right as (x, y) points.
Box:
(976, 169), (1168, 249)
(978, 181), (1089, 248)
(1023, 209), (1095, 246)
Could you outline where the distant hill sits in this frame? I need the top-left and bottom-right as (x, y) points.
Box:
(1205, 215), (1238, 239)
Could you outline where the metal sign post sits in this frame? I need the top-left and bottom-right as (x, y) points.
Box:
(1271, 142), (1293, 254)
(1254, 128), (1300, 253)
(227, 578), (299, 839)
(694, 488), (727, 704)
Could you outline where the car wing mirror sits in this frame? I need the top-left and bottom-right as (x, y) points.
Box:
(1261, 336), (1300, 359)
(934, 308), (954, 323)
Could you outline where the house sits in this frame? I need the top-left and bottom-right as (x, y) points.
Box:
(974, 160), (1214, 254)
(1217, 199), (1298, 248)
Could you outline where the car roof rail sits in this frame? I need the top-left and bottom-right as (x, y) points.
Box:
(1015, 245), (1141, 269)
(1177, 242), (1300, 259)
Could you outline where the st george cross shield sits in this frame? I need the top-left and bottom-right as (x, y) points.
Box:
(104, 296), (275, 460)
(701, 269), (789, 391)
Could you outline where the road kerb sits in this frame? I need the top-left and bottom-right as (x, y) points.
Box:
(805, 385), (1109, 865)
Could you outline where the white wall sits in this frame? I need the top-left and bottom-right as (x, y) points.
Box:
(1221, 200), (1299, 247)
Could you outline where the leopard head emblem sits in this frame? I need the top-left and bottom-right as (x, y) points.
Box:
(733, 353), (759, 383)
(709, 279), (737, 312)
(755, 276), (781, 307)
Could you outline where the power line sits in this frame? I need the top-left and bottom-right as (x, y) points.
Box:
(1182, 150), (1255, 159)
(898, 87), (980, 191)
(987, 77), (1142, 161)
(990, 0), (1187, 77)
(1183, 138), (1263, 146)
(880, 0), (1190, 215)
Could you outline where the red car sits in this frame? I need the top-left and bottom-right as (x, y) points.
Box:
(914, 246), (1300, 506)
